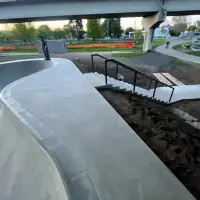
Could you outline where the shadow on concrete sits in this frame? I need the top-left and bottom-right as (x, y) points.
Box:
(0, 59), (52, 91)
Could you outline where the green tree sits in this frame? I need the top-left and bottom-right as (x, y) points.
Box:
(12, 22), (36, 44)
(172, 16), (188, 24)
(64, 24), (76, 38)
(0, 31), (14, 44)
(63, 24), (71, 38)
(0, 32), (6, 43)
(134, 30), (143, 39)
(37, 25), (52, 39)
(161, 27), (167, 34)
(87, 19), (103, 40)
(103, 18), (122, 37)
(52, 29), (65, 39)
(195, 20), (200, 31)
(172, 23), (187, 35)
(188, 25), (197, 31)
(125, 27), (134, 35)
(134, 30), (144, 44)
(68, 19), (83, 39)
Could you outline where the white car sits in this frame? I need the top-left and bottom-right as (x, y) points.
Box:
(104, 37), (110, 40)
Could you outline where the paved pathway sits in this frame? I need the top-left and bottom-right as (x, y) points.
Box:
(0, 52), (39, 56)
(0, 50), (133, 57)
(156, 39), (200, 64)
(115, 52), (175, 70)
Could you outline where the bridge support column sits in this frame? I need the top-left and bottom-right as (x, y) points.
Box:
(142, 10), (167, 52)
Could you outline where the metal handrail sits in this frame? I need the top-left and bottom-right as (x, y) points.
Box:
(105, 59), (174, 102)
(91, 54), (107, 73)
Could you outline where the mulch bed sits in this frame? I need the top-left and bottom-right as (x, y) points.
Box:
(100, 89), (200, 199)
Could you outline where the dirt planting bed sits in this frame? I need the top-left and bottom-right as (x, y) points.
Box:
(100, 89), (200, 199)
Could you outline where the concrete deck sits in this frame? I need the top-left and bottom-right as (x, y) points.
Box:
(0, 59), (195, 200)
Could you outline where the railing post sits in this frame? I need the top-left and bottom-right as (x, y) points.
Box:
(148, 79), (152, 90)
(116, 64), (118, 80)
(133, 71), (137, 92)
(105, 60), (108, 84)
(169, 88), (174, 102)
(91, 55), (94, 73)
(153, 81), (158, 98)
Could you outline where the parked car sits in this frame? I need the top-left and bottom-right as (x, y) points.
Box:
(121, 35), (132, 40)
(104, 37), (111, 40)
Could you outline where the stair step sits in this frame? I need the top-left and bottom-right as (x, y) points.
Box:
(119, 88), (127, 92)
(89, 73), (169, 104)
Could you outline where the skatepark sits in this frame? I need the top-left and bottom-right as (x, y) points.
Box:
(1, 0), (200, 199)
(0, 57), (196, 200)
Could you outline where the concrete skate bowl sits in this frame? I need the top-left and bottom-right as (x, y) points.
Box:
(0, 59), (68, 200)
(0, 59), (53, 91)
(0, 58), (195, 200)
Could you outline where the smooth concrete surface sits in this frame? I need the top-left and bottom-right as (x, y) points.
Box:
(142, 10), (166, 51)
(143, 28), (154, 52)
(84, 73), (106, 88)
(0, 59), (53, 91)
(0, 106), (68, 200)
(0, 59), (196, 200)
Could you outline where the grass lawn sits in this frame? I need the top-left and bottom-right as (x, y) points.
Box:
(1, 49), (38, 53)
(173, 44), (182, 50)
(152, 38), (166, 48)
(68, 47), (132, 52)
(111, 39), (165, 58)
(133, 39), (166, 50)
(186, 51), (200, 57)
(1, 47), (132, 53)
(174, 59), (186, 65)
(172, 42), (200, 57)
(70, 39), (166, 53)
(0, 39), (166, 53)
(112, 51), (146, 58)
(67, 39), (134, 44)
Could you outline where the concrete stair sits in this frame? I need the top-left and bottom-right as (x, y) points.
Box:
(85, 72), (170, 104)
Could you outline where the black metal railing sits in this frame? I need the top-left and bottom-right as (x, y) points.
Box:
(91, 54), (174, 102)
(91, 54), (107, 73)
(105, 59), (174, 102)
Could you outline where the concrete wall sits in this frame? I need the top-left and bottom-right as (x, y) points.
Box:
(0, 104), (68, 200)
(36, 40), (67, 54)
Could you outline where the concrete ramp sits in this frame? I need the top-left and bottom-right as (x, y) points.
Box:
(0, 104), (67, 200)
(0, 58), (195, 200)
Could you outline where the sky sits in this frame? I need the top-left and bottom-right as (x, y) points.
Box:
(0, 18), (143, 31)
(1, 15), (200, 31)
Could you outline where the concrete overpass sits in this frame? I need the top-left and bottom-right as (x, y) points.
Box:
(0, 0), (200, 22)
(0, 0), (199, 51)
